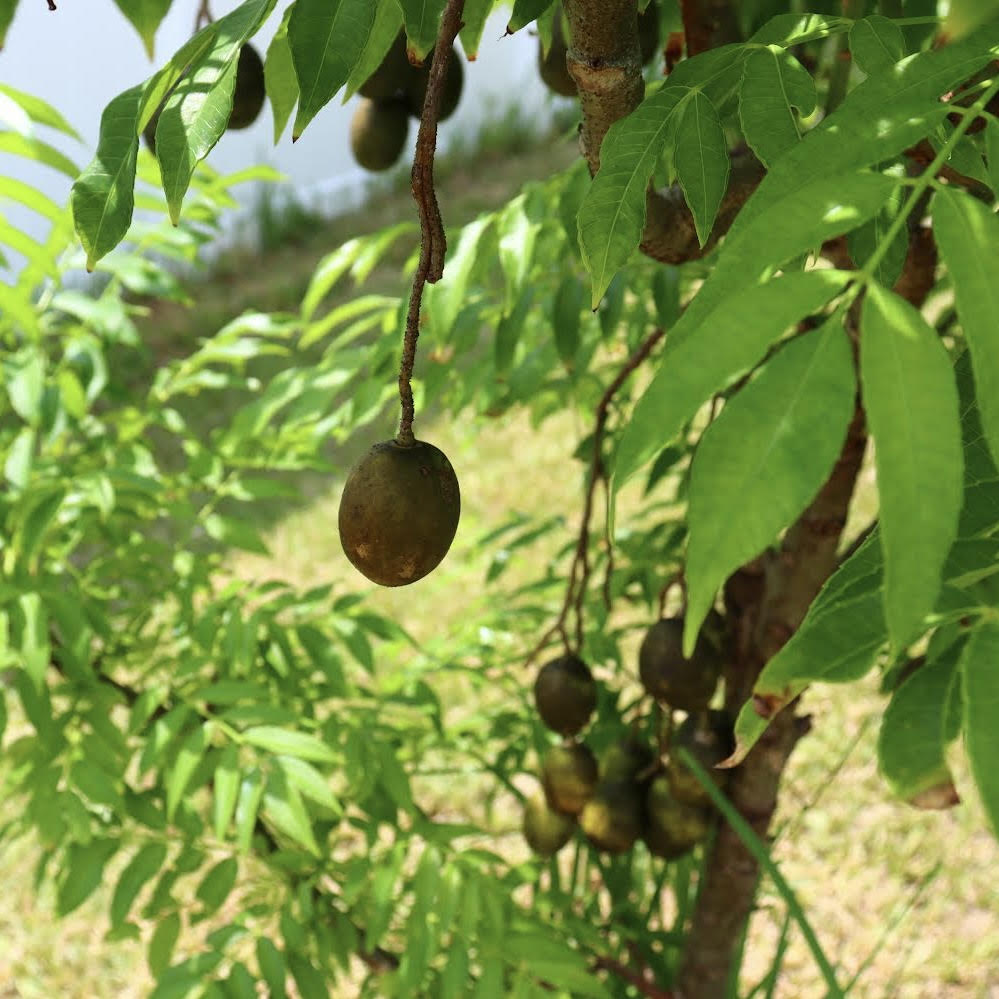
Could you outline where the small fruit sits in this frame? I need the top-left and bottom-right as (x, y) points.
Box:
(599, 735), (655, 782)
(638, 616), (722, 711)
(643, 774), (711, 859)
(538, 16), (576, 97)
(523, 791), (575, 857)
(667, 709), (735, 808)
(338, 438), (460, 586)
(359, 33), (414, 100)
(580, 781), (643, 854)
(534, 655), (597, 736)
(349, 98), (411, 172)
(405, 46), (464, 121)
(542, 742), (598, 815)
(228, 44), (266, 130)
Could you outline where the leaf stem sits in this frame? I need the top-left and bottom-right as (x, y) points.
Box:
(860, 75), (999, 282)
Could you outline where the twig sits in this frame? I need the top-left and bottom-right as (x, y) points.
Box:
(46, 0), (56, 9)
(194, 0), (213, 31)
(397, 0), (465, 446)
(593, 955), (676, 999)
(526, 327), (666, 664)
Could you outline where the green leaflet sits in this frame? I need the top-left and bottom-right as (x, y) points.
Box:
(265, 7), (298, 142)
(683, 314), (856, 655)
(290, 0), (375, 139)
(933, 189), (999, 469)
(71, 85), (142, 272)
(157, 0), (275, 223)
(674, 91), (729, 246)
(397, 0), (448, 61)
(861, 284), (964, 651)
(878, 644), (963, 807)
(111, 0), (172, 59)
(0, 0), (17, 49)
(739, 46), (815, 168)
(730, 532), (886, 766)
(508, 0), (556, 34)
(961, 618), (999, 837)
(848, 15), (905, 77)
(342, 0), (402, 102)
(459, 0), (497, 58)
(613, 268), (854, 496)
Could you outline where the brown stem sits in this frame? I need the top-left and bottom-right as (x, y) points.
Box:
(194, 0), (213, 31)
(397, 0), (464, 446)
(593, 954), (676, 999)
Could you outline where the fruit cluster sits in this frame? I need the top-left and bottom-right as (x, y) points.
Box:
(522, 613), (734, 861)
(351, 35), (464, 173)
(538, 1), (662, 97)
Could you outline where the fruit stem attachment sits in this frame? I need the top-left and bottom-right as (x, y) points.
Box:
(397, 0), (466, 447)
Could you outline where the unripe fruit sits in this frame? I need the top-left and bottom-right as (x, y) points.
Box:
(359, 33), (414, 100)
(228, 44), (266, 130)
(533, 655), (597, 736)
(643, 774), (711, 859)
(542, 741), (598, 815)
(580, 781), (644, 854)
(599, 735), (655, 783)
(523, 791), (575, 857)
(349, 98), (410, 172)
(537, 19), (576, 97)
(666, 709), (735, 808)
(338, 438), (460, 586)
(638, 616), (722, 711)
(405, 47), (464, 121)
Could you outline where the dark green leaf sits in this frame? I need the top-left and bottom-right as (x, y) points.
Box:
(112, 0), (172, 58)
(288, 954), (329, 999)
(614, 269), (852, 493)
(264, 8), (298, 143)
(111, 842), (169, 927)
(674, 91), (729, 246)
(256, 937), (287, 998)
(684, 315), (856, 653)
(397, 0), (448, 60)
(196, 857), (239, 917)
(861, 283), (963, 650)
(508, 0), (556, 34)
(343, 0), (402, 101)
(166, 724), (208, 820)
(849, 16), (905, 76)
(933, 188), (999, 468)
(57, 839), (118, 917)
(0, 0), (19, 49)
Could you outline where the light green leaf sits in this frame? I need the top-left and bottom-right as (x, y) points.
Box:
(961, 618), (999, 837)
(262, 770), (320, 855)
(397, 0), (447, 60)
(684, 315), (856, 654)
(0, 83), (81, 139)
(933, 189), (999, 468)
(945, 0), (999, 40)
(256, 937), (287, 998)
(213, 743), (241, 839)
(70, 85), (142, 271)
(985, 119), (999, 196)
(289, 0), (376, 139)
(289, 955), (329, 999)
(278, 755), (341, 812)
(112, 0), (172, 58)
(847, 180), (907, 288)
(879, 645), (962, 806)
(750, 13), (852, 46)
(459, 0), (495, 58)
(674, 90), (729, 246)
(235, 768), (265, 854)
(739, 46), (815, 168)
(166, 724), (207, 820)
(111, 843), (169, 927)
(265, 8), (298, 142)
(18, 592), (48, 691)
(203, 513), (270, 555)
(158, 2), (274, 223)
(424, 214), (493, 338)
(0, 132), (79, 178)
(861, 284), (963, 650)
(849, 15), (905, 77)
(243, 725), (336, 763)
(614, 269), (852, 493)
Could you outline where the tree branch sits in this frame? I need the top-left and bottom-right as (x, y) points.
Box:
(679, 0), (741, 57)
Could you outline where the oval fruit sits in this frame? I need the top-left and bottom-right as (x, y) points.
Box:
(534, 655), (597, 736)
(338, 438), (460, 585)
(638, 616), (722, 711)
(542, 741), (598, 815)
(523, 791), (575, 857)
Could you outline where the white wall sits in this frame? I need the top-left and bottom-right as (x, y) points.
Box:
(0, 1), (558, 272)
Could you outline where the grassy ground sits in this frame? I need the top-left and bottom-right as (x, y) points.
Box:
(3, 114), (999, 999)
